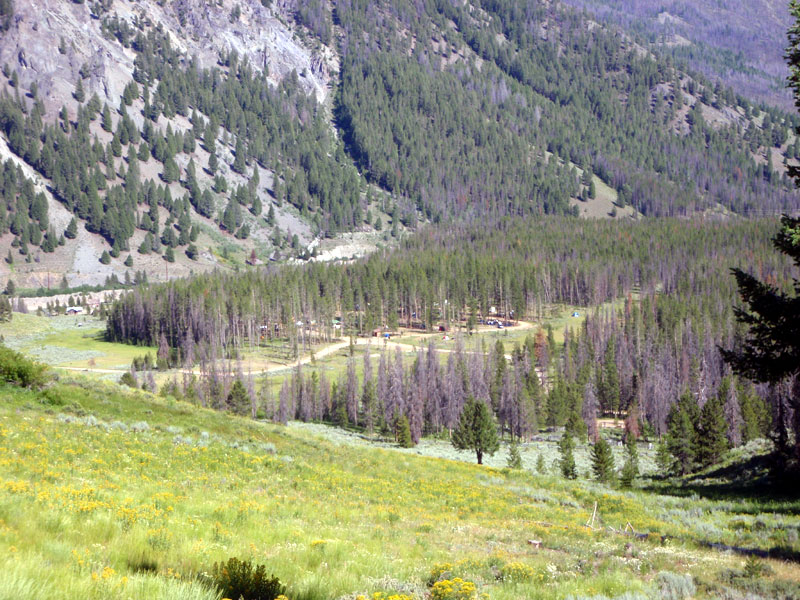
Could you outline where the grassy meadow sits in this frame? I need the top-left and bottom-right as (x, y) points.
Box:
(0, 303), (605, 392)
(1, 377), (799, 600)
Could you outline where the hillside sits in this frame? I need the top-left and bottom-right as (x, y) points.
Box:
(0, 0), (798, 290)
(2, 369), (800, 600)
(0, 0), (395, 289)
(561, 0), (794, 110)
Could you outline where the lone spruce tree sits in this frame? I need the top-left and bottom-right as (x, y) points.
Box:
(452, 396), (499, 465)
(620, 435), (639, 488)
(395, 414), (414, 448)
(227, 380), (251, 416)
(507, 438), (522, 469)
(697, 392), (729, 468)
(559, 430), (577, 479)
(591, 436), (615, 483)
(665, 392), (700, 475)
(721, 2), (800, 470)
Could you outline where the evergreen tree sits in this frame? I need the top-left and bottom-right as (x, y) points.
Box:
(720, 6), (800, 469)
(600, 337), (620, 416)
(620, 434), (639, 488)
(64, 217), (78, 239)
(162, 156), (179, 183)
(99, 250), (111, 264)
(73, 78), (85, 103)
(536, 453), (546, 474)
(666, 392), (700, 474)
(138, 232), (153, 255)
(739, 384), (771, 443)
(395, 414), (414, 448)
(228, 379), (251, 416)
(0, 295), (11, 322)
(559, 430), (577, 479)
(138, 142), (150, 162)
(232, 138), (246, 174)
(251, 194), (262, 216)
(655, 439), (673, 472)
(697, 392), (729, 468)
(507, 438), (522, 469)
(101, 104), (112, 132)
(452, 396), (500, 464)
(591, 436), (614, 483)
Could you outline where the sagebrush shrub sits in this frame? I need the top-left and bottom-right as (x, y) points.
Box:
(656, 571), (695, 600)
(430, 578), (482, 600)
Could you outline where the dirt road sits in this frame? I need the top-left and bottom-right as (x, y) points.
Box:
(56, 321), (537, 377)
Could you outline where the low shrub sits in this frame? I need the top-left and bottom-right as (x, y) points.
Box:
(499, 561), (537, 583)
(743, 554), (772, 579)
(430, 578), (482, 600)
(0, 344), (47, 388)
(38, 388), (65, 406)
(119, 372), (137, 388)
(130, 421), (150, 433)
(656, 571), (695, 600)
(202, 557), (285, 600)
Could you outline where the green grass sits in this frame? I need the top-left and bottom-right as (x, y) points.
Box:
(1, 377), (799, 600)
(0, 314), (157, 370)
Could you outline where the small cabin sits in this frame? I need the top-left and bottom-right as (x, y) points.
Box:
(66, 306), (83, 315)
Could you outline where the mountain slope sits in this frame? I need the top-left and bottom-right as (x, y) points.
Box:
(560, 0), (795, 110)
(335, 0), (800, 220)
(0, 0), (398, 289)
(0, 0), (798, 290)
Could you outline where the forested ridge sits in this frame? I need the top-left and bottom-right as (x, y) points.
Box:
(0, 0), (798, 272)
(107, 217), (794, 350)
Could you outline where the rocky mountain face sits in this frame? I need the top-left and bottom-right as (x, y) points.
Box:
(2, 0), (334, 119)
(0, 0), (382, 290)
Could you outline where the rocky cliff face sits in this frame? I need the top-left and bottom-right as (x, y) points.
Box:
(1, 0), (336, 119)
(0, 0), (362, 290)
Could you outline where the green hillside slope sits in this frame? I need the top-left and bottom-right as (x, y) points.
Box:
(2, 366), (800, 600)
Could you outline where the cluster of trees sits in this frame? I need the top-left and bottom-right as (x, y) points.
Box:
(107, 217), (790, 355)
(1, 0), (799, 260)
(0, 159), (62, 260)
(0, 10), (367, 264)
(561, 0), (794, 110)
